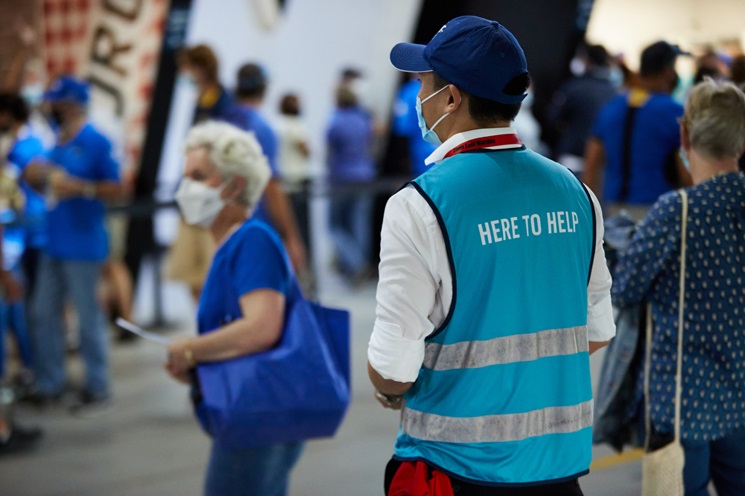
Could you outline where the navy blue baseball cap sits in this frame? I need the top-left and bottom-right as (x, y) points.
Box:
(390, 16), (528, 105)
(44, 75), (90, 105)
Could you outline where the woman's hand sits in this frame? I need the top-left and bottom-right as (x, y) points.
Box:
(165, 338), (195, 384)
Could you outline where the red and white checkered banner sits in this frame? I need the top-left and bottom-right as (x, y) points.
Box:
(42, 0), (169, 176)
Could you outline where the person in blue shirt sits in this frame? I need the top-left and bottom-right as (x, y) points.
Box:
(0, 93), (46, 302)
(177, 45), (234, 125)
(0, 93), (44, 385)
(326, 86), (375, 283)
(164, 121), (303, 496)
(392, 75), (437, 177)
(223, 62), (307, 274)
(585, 41), (691, 218)
(23, 76), (124, 414)
(613, 79), (745, 496)
(169, 45), (235, 302)
(0, 92), (44, 454)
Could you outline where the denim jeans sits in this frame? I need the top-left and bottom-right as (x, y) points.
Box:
(204, 442), (304, 496)
(31, 256), (109, 396)
(683, 429), (745, 496)
(329, 193), (372, 276)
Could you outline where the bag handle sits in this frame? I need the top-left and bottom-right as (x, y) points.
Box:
(644, 189), (688, 449)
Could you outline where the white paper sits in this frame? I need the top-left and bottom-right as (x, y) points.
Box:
(115, 318), (173, 346)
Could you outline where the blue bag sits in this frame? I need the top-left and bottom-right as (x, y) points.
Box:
(193, 283), (351, 449)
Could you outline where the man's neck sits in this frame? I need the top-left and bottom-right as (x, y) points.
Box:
(439, 119), (512, 143)
(238, 98), (263, 110)
(59, 115), (86, 143)
(639, 76), (670, 95)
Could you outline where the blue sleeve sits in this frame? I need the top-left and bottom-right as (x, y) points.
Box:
(256, 125), (279, 177)
(590, 101), (611, 140)
(213, 90), (234, 120)
(9, 138), (44, 169)
(664, 102), (684, 150)
(230, 225), (291, 297)
(612, 192), (682, 307)
(95, 137), (121, 182)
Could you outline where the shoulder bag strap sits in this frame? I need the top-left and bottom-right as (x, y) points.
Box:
(644, 188), (688, 449)
(674, 189), (688, 441)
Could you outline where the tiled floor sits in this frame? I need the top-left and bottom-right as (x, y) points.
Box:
(0, 273), (644, 496)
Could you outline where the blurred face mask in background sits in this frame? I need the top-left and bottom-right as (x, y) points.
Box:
(175, 177), (225, 228)
(20, 83), (45, 108)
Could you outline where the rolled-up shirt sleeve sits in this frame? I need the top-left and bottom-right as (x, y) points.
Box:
(368, 187), (446, 383)
(586, 188), (616, 342)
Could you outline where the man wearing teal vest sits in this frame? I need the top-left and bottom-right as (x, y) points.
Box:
(368, 16), (616, 495)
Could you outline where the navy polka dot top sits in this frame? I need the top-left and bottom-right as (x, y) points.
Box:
(613, 172), (745, 442)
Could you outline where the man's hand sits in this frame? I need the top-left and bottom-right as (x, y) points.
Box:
(49, 171), (86, 200)
(368, 361), (413, 408)
(0, 270), (23, 302)
(23, 161), (52, 190)
(374, 390), (404, 410)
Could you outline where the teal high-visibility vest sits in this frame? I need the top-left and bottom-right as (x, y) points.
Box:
(395, 147), (596, 485)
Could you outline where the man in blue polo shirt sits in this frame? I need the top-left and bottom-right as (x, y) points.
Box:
(23, 76), (123, 414)
(368, 16), (615, 495)
(224, 63), (307, 274)
(584, 41), (690, 218)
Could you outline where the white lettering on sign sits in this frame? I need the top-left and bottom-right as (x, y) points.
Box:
(479, 211), (580, 246)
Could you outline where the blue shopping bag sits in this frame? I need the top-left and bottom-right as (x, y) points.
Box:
(193, 285), (351, 449)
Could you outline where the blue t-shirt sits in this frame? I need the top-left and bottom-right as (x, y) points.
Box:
(192, 85), (234, 124)
(197, 219), (293, 334)
(222, 105), (279, 223)
(392, 79), (436, 177)
(8, 129), (46, 248)
(326, 106), (375, 183)
(592, 92), (683, 204)
(45, 124), (120, 261)
(223, 105), (279, 175)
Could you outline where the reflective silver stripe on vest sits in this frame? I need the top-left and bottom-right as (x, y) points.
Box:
(422, 326), (588, 371)
(402, 400), (593, 444)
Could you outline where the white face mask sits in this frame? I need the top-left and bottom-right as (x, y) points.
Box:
(175, 178), (225, 228)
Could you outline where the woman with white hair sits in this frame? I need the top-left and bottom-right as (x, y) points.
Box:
(165, 121), (303, 495)
(613, 79), (745, 495)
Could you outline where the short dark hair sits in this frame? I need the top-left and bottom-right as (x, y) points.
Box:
(587, 45), (610, 68)
(0, 93), (30, 123)
(279, 93), (300, 116)
(640, 41), (679, 77)
(731, 55), (745, 87)
(177, 44), (219, 82)
(433, 72), (530, 124)
(236, 63), (268, 99)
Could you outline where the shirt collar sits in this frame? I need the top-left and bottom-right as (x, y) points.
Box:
(424, 126), (522, 165)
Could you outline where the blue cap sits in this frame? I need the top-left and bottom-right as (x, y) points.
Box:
(390, 16), (528, 105)
(44, 76), (90, 105)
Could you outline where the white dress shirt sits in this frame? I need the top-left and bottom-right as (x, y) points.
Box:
(368, 128), (616, 383)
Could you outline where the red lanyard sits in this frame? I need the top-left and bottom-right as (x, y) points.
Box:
(442, 133), (522, 160)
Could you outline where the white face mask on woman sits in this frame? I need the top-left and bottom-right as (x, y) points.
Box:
(175, 178), (225, 228)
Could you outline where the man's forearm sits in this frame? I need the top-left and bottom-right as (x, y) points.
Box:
(368, 362), (413, 397)
(589, 340), (610, 355)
